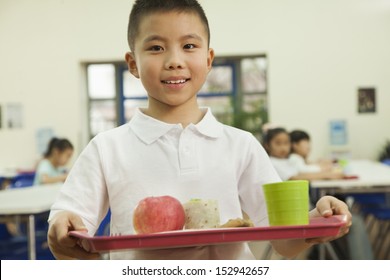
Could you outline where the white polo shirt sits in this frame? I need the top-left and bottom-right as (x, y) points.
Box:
(49, 108), (281, 259)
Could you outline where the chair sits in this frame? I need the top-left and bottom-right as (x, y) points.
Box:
(0, 221), (54, 260)
(10, 173), (36, 188)
(95, 209), (111, 236)
(359, 206), (390, 259)
(382, 159), (390, 166)
(0, 224), (29, 259)
(349, 192), (390, 259)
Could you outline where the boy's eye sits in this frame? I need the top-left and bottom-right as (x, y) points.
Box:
(149, 45), (163, 51)
(183, 44), (195, 49)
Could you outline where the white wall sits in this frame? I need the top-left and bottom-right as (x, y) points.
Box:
(1, 0), (389, 168)
(202, 0), (390, 160)
(0, 0), (131, 168)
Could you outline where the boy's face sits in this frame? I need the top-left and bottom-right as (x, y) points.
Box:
(125, 11), (214, 109)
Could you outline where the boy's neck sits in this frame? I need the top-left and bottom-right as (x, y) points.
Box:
(143, 102), (204, 127)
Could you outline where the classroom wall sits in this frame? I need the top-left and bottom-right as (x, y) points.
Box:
(1, 0), (389, 169)
(203, 0), (390, 161)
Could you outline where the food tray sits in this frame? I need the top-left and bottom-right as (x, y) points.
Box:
(69, 215), (346, 252)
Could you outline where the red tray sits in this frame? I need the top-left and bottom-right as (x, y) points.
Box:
(69, 215), (346, 252)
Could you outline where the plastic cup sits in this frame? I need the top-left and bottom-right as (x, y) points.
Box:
(263, 180), (309, 226)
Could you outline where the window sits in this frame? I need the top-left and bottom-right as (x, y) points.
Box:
(85, 54), (268, 140)
(241, 57), (267, 93)
(87, 64), (117, 136)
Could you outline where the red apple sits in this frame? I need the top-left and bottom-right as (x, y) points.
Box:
(133, 196), (185, 234)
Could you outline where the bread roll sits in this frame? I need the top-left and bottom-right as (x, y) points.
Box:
(183, 199), (220, 229)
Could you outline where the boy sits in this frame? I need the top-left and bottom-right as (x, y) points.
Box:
(48, 0), (351, 260)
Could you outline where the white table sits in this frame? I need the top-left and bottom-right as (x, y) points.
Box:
(310, 159), (390, 259)
(311, 159), (390, 195)
(0, 184), (62, 259)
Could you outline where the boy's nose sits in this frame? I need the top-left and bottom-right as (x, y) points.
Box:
(164, 52), (184, 70)
(167, 62), (182, 69)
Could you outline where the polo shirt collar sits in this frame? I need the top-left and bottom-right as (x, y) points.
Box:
(194, 108), (224, 138)
(129, 108), (223, 144)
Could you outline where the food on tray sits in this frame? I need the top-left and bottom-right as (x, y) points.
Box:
(219, 218), (254, 228)
(133, 196), (185, 234)
(183, 199), (220, 229)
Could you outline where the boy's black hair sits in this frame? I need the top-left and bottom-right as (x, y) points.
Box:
(289, 130), (310, 144)
(263, 127), (288, 145)
(127, 0), (210, 51)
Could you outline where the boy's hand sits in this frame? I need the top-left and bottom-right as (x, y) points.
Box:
(305, 196), (352, 244)
(47, 211), (101, 260)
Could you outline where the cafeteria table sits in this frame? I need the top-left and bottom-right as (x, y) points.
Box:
(0, 184), (62, 259)
(311, 159), (390, 196)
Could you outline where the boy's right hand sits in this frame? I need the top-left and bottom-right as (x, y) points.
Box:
(47, 211), (101, 260)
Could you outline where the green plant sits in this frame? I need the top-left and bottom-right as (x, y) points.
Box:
(231, 97), (268, 140)
(378, 140), (390, 161)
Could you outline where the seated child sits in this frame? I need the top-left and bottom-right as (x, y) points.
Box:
(33, 138), (74, 185)
(47, 0), (351, 260)
(289, 130), (333, 173)
(263, 128), (344, 181)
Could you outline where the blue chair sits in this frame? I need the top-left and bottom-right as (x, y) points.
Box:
(0, 224), (29, 259)
(95, 209), (111, 236)
(0, 221), (54, 260)
(10, 173), (36, 188)
(351, 193), (387, 206)
(350, 192), (390, 259)
(382, 159), (390, 166)
(361, 207), (390, 259)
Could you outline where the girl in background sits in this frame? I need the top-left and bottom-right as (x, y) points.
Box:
(33, 138), (74, 185)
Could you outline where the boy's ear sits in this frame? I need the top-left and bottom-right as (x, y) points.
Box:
(206, 48), (215, 73)
(125, 52), (140, 78)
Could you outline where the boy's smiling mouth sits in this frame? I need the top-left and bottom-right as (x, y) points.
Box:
(161, 78), (190, 84)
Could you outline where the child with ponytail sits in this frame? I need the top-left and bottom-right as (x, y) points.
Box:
(33, 138), (74, 185)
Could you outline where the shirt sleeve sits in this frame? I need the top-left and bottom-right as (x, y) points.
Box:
(48, 136), (109, 235)
(238, 135), (282, 227)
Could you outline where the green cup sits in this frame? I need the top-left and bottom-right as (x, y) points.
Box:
(263, 180), (309, 226)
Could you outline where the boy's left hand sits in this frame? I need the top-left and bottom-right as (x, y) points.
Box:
(305, 195), (352, 244)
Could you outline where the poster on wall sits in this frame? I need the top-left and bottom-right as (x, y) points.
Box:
(329, 120), (347, 146)
(358, 87), (376, 113)
(6, 103), (24, 129)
